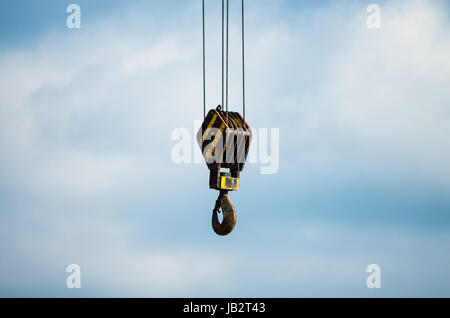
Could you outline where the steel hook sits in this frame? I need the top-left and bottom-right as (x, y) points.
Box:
(212, 191), (237, 236)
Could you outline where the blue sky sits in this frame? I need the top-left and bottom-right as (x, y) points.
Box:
(0, 0), (450, 297)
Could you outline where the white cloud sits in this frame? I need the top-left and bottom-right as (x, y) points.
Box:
(34, 151), (135, 198)
(324, 0), (450, 184)
(0, 0), (450, 297)
(245, 0), (450, 189)
(122, 36), (194, 73)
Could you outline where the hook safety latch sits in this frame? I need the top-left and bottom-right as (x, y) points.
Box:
(212, 191), (237, 236)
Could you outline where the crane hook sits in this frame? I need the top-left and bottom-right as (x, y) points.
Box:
(212, 190), (237, 236)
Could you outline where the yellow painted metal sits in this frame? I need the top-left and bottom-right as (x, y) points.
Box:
(200, 113), (218, 144)
(220, 176), (239, 191)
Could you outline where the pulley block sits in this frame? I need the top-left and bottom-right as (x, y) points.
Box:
(197, 105), (252, 236)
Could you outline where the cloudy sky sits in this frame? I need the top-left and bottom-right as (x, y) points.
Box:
(0, 0), (449, 297)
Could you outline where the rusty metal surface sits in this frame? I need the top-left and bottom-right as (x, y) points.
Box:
(197, 105), (252, 236)
(212, 191), (237, 236)
(197, 105), (252, 173)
